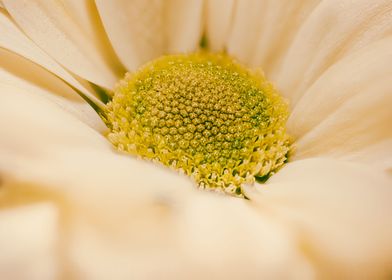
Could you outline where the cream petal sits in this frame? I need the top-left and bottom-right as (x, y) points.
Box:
(95, 0), (165, 71)
(245, 158), (392, 279)
(164, 0), (204, 54)
(59, 0), (125, 75)
(251, 0), (321, 75)
(292, 76), (391, 165)
(2, 149), (194, 223)
(0, 82), (194, 211)
(173, 193), (314, 280)
(65, 190), (313, 280)
(0, 49), (106, 132)
(1, 84), (311, 278)
(0, 10), (105, 108)
(226, 0), (268, 64)
(274, 0), (392, 103)
(3, 0), (121, 89)
(204, 0), (235, 51)
(0, 83), (110, 155)
(288, 37), (392, 168)
(96, 0), (203, 71)
(339, 139), (392, 172)
(227, 0), (320, 74)
(0, 203), (59, 280)
(288, 37), (392, 137)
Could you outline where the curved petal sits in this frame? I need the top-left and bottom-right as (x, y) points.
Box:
(288, 37), (392, 138)
(66, 192), (314, 280)
(0, 82), (314, 278)
(0, 203), (59, 280)
(0, 83), (193, 211)
(165, 0), (204, 54)
(95, 0), (165, 71)
(292, 74), (391, 167)
(288, 36), (392, 170)
(294, 95), (392, 169)
(226, 0), (320, 73)
(274, 0), (392, 103)
(173, 193), (314, 280)
(226, 0), (268, 64)
(59, 0), (125, 74)
(245, 158), (392, 279)
(0, 10), (105, 107)
(204, 0), (235, 51)
(251, 0), (321, 75)
(0, 83), (110, 155)
(3, 0), (122, 89)
(339, 139), (392, 172)
(95, 0), (203, 71)
(0, 49), (105, 131)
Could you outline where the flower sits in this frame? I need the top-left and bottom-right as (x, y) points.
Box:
(0, 0), (391, 279)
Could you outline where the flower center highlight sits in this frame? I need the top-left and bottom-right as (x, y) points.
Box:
(104, 53), (290, 196)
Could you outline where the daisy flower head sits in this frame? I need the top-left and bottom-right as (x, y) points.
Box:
(0, 0), (391, 279)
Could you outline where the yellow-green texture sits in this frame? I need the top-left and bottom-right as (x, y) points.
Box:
(104, 53), (291, 195)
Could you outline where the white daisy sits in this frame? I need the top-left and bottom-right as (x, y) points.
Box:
(0, 1), (391, 279)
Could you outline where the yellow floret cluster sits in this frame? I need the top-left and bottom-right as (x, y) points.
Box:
(104, 53), (290, 196)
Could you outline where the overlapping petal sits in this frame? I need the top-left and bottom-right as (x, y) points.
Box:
(0, 1), (391, 279)
(288, 36), (392, 170)
(65, 192), (313, 280)
(0, 84), (192, 208)
(245, 158), (392, 279)
(3, 0), (124, 89)
(0, 203), (59, 280)
(0, 84), (313, 279)
(0, 10), (105, 106)
(0, 49), (105, 131)
(223, 0), (321, 75)
(96, 0), (203, 71)
(274, 0), (392, 103)
(204, 0), (235, 51)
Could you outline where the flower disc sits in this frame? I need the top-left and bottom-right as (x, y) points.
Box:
(105, 53), (290, 195)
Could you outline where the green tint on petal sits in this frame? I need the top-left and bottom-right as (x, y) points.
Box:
(104, 53), (291, 196)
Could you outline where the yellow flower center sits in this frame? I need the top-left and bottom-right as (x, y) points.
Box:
(104, 53), (290, 196)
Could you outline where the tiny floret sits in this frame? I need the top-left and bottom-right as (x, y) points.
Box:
(104, 53), (290, 196)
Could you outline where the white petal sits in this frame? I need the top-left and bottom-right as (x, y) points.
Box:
(251, 0), (321, 75)
(293, 75), (391, 165)
(204, 0), (235, 51)
(59, 0), (125, 74)
(174, 193), (315, 280)
(0, 83), (110, 155)
(287, 37), (392, 169)
(0, 10), (105, 107)
(226, 0), (268, 64)
(274, 0), (392, 103)
(227, 0), (320, 74)
(0, 82), (193, 210)
(0, 203), (59, 280)
(95, 0), (165, 71)
(0, 84), (310, 278)
(96, 0), (203, 71)
(165, 0), (204, 54)
(0, 49), (105, 131)
(288, 37), (392, 137)
(339, 139), (392, 172)
(245, 158), (392, 279)
(3, 0), (121, 89)
(65, 191), (313, 280)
